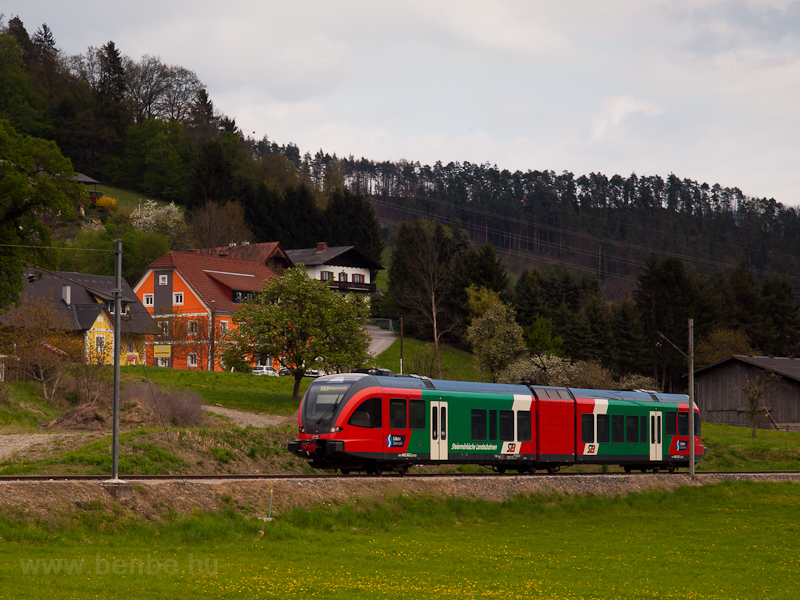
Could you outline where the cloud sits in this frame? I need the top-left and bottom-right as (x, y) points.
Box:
(591, 97), (663, 142)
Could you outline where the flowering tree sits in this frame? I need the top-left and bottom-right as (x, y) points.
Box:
(130, 199), (192, 250)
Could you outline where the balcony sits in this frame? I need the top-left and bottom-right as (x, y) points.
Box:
(324, 281), (376, 294)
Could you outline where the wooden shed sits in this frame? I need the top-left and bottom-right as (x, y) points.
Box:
(695, 355), (800, 431)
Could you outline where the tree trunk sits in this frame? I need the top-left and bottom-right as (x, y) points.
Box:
(432, 291), (442, 379)
(293, 373), (303, 401)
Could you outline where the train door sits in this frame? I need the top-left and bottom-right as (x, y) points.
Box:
(649, 411), (662, 461)
(430, 400), (449, 461)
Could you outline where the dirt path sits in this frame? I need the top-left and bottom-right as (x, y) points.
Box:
(203, 405), (296, 428)
(0, 433), (100, 462)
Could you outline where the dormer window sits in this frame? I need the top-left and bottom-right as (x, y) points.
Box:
(232, 291), (253, 303)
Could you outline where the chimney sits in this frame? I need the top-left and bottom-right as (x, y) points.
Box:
(62, 284), (71, 306)
(316, 242), (328, 252)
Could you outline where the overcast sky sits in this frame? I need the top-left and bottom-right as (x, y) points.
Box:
(5, 1), (800, 205)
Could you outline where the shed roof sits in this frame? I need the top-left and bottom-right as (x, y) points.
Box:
(695, 355), (800, 383)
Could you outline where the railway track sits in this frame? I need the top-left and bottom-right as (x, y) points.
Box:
(1, 470), (799, 483)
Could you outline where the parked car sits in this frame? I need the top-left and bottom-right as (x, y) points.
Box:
(279, 367), (291, 376)
(251, 365), (279, 376)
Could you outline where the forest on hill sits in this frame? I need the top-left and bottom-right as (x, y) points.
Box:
(3, 16), (800, 392)
(2, 14), (798, 298)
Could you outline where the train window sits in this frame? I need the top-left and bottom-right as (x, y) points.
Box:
(665, 411), (677, 436)
(441, 407), (447, 440)
(640, 416), (647, 444)
(499, 410), (514, 441)
(694, 412), (701, 435)
(489, 410), (497, 441)
(581, 414), (594, 444)
(678, 412), (689, 436)
(471, 409), (487, 441)
(597, 414), (610, 443)
(432, 408), (438, 440)
(409, 400), (426, 429)
(348, 397), (382, 428)
(626, 416), (638, 444)
(532, 386), (549, 398)
(611, 415), (624, 443)
(557, 389), (572, 400)
(517, 411), (532, 442)
(390, 399), (407, 429)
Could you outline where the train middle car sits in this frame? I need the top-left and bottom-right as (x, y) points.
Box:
(287, 373), (704, 474)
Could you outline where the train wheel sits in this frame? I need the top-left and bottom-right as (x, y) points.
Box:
(340, 469), (350, 475)
(547, 465), (560, 474)
(496, 466), (506, 474)
(640, 468), (648, 473)
(652, 466), (661, 473)
(373, 465), (384, 475)
(667, 465), (676, 473)
(397, 465), (408, 476)
(623, 466), (633, 473)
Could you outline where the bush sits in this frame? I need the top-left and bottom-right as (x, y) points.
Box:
(122, 382), (205, 427)
(95, 196), (117, 210)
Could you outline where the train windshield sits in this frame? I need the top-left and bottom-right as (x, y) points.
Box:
(302, 375), (365, 430)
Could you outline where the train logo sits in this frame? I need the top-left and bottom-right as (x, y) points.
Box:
(386, 435), (406, 448)
(586, 444), (597, 455)
(507, 443), (516, 453)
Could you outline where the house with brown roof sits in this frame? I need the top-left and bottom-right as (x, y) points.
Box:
(133, 252), (278, 370)
(1, 268), (158, 368)
(286, 242), (382, 294)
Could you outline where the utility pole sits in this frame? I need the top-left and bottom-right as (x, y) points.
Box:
(209, 300), (216, 371)
(111, 238), (122, 481)
(399, 318), (404, 375)
(689, 319), (695, 477)
(657, 319), (697, 477)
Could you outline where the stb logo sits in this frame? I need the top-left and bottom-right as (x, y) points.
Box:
(507, 443), (516, 453)
(587, 444), (596, 454)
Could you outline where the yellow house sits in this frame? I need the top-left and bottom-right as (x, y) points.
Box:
(2, 268), (159, 366)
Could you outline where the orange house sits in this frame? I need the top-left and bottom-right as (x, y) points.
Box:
(133, 251), (277, 370)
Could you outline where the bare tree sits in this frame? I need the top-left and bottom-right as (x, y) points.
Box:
(188, 201), (253, 250)
(0, 296), (83, 403)
(389, 220), (461, 379)
(155, 65), (203, 123)
(742, 369), (780, 438)
(124, 54), (170, 123)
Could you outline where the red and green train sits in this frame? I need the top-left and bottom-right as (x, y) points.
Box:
(287, 372), (704, 474)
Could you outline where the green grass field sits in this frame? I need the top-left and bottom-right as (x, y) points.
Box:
(1, 481), (798, 599)
(93, 184), (170, 212)
(122, 366), (308, 415)
(374, 336), (480, 382)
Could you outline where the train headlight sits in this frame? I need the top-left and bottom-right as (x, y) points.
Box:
(299, 426), (305, 433)
(330, 426), (343, 433)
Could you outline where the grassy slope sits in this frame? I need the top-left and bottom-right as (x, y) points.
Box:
(93, 185), (169, 212)
(0, 382), (61, 432)
(374, 336), (480, 382)
(121, 366), (309, 415)
(1, 481), (798, 599)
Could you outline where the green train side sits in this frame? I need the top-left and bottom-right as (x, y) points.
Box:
(288, 373), (704, 474)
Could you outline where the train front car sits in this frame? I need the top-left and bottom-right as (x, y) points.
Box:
(287, 373), (429, 474)
(571, 389), (704, 473)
